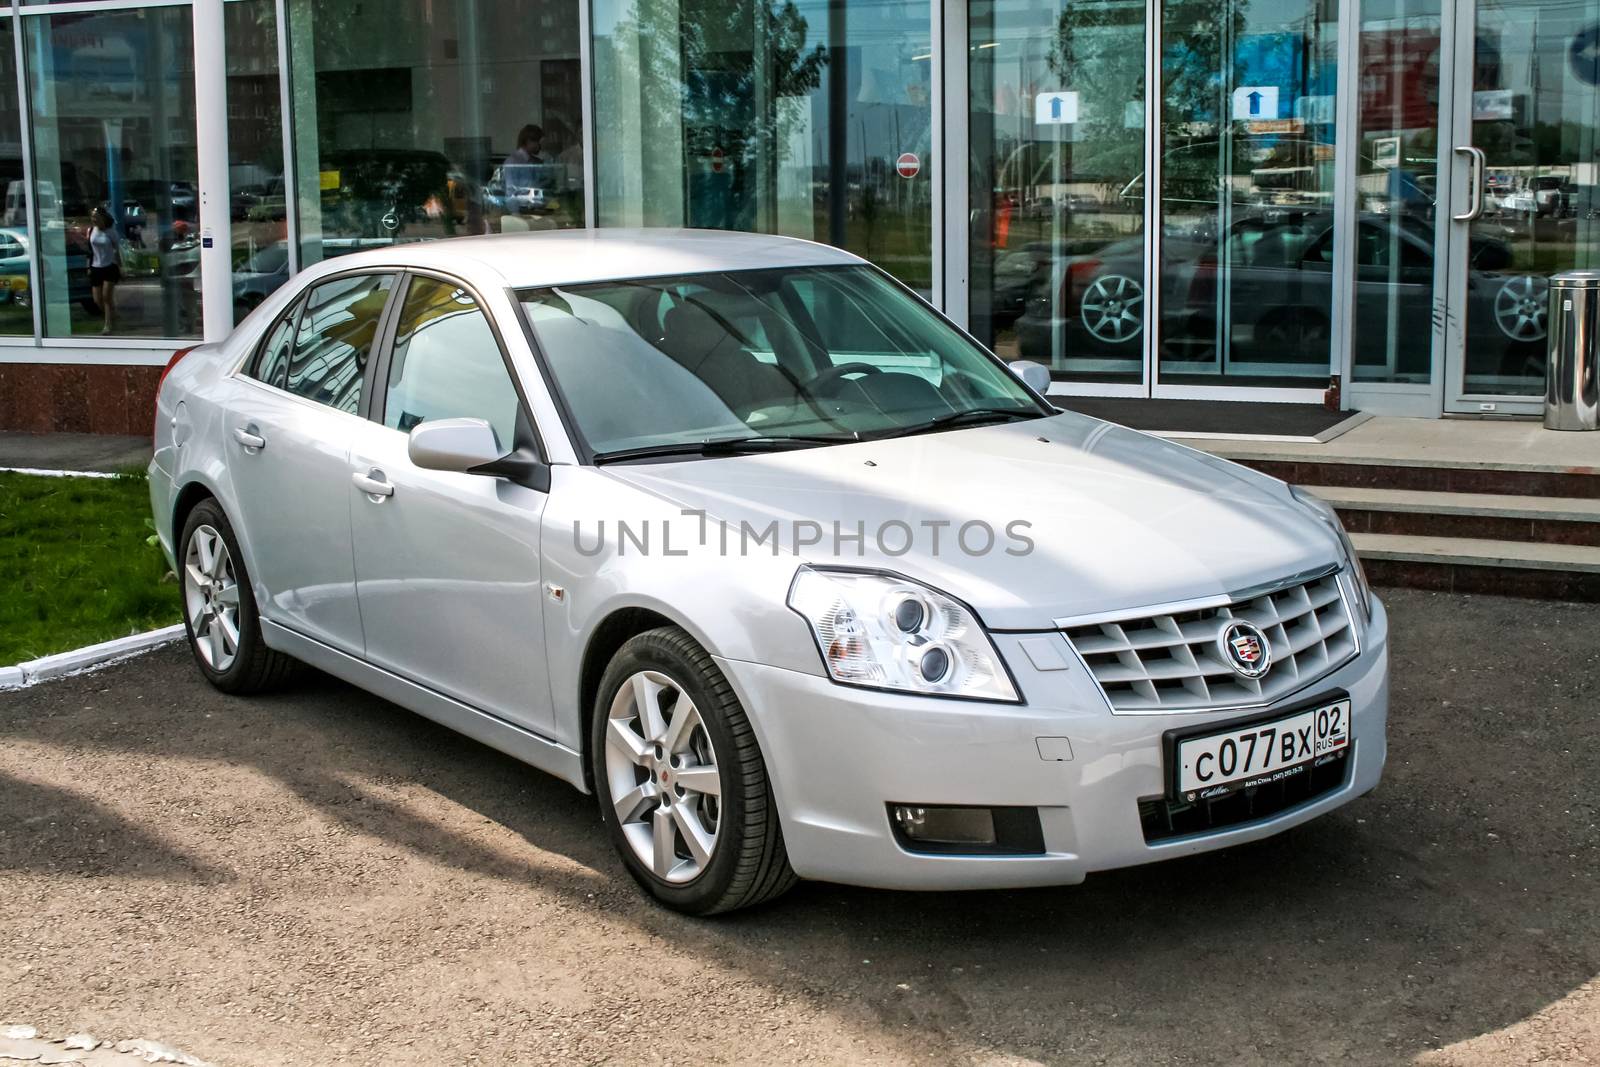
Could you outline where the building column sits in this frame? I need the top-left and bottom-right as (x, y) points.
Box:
(193, 0), (234, 342)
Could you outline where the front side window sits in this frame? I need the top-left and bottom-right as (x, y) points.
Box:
(282, 273), (394, 412)
(384, 277), (521, 451)
(519, 265), (1045, 458)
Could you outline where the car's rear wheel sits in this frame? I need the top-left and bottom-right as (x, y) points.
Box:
(179, 499), (299, 694)
(591, 626), (796, 915)
(1078, 272), (1144, 345)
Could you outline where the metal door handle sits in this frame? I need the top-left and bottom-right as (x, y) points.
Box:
(1453, 146), (1487, 222)
(351, 470), (394, 498)
(232, 426), (266, 450)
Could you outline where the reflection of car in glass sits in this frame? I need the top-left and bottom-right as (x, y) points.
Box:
(151, 230), (1386, 915)
(232, 177), (288, 222)
(9, 226), (95, 312)
(1562, 184), (1600, 222)
(1498, 177), (1573, 221)
(1531, 177), (1570, 218)
(111, 180), (200, 242)
(986, 243), (1058, 326)
(320, 149), (453, 239)
(1016, 210), (1547, 376)
(4, 180), (59, 227)
(486, 163), (561, 216)
(232, 241), (290, 319)
(0, 227), (30, 301)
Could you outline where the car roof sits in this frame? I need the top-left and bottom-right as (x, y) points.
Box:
(306, 228), (865, 290)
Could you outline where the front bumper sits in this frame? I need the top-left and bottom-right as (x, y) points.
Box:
(717, 597), (1388, 891)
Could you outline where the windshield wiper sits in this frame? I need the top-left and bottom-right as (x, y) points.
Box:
(592, 434), (856, 465)
(869, 406), (1045, 440)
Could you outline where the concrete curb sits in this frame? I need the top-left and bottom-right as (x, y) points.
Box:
(0, 624), (186, 691)
(0, 465), (123, 478)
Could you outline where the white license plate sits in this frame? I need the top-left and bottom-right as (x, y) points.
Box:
(1174, 698), (1351, 801)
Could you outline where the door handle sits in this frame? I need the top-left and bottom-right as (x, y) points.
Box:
(351, 469), (394, 499)
(232, 426), (266, 451)
(1452, 146), (1487, 222)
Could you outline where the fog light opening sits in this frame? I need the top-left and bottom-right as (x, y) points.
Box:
(891, 804), (997, 846)
(888, 804), (1048, 856)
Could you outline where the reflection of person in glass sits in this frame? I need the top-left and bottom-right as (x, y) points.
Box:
(88, 206), (121, 335)
(504, 124), (544, 167)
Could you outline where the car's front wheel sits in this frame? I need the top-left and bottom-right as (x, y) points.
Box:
(179, 498), (299, 694)
(591, 626), (796, 915)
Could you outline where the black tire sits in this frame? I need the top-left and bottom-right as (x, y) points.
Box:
(1256, 308), (1330, 356)
(178, 498), (300, 694)
(590, 626), (796, 915)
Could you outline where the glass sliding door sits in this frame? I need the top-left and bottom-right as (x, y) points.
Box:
(1443, 0), (1599, 407)
(591, 0), (934, 292)
(1349, 0), (1443, 390)
(1157, 0), (1341, 388)
(968, 0), (1147, 381)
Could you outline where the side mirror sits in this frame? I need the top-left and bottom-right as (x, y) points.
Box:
(407, 417), (503, 474)
(1008, 359), (1052, 395)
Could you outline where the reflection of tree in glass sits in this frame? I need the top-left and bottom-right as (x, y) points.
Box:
(1157, 0), (1250, 215)
(600, 0), (826, 229)
(1043, 1), (1146, 191)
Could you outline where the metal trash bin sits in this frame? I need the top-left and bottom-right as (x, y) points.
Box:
(1546, 269), (1600, 431)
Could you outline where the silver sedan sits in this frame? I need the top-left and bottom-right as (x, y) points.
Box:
(150, 229), (1388, 914)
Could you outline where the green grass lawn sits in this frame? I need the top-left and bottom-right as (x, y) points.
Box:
(0, 471), (180, 665)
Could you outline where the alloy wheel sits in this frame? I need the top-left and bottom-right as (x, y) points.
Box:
(603, 670), (722, 884)
(1493, 275), (1548, 342)
(183, 523), (241, 672)
(1080, 273), (1144, 344)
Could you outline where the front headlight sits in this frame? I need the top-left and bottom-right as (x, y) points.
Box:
(787, 567), (1020, 702)
(1290, 485), (1373, 624)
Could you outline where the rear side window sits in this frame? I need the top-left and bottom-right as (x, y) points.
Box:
(383, 276), (521, 451)
(251, 302), (299, 389)
(281, 273), (394, 413)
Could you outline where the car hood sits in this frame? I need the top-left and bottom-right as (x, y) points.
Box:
(599, 412), (1342, 631)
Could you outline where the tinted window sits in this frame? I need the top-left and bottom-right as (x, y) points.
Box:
(252, 301), (300, 388)
(284, 274), (394, 412)
(384, 277), (521, 450)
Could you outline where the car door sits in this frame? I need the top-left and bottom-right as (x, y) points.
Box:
(347, 272), (555, 734)
(224, 271), (397, 653)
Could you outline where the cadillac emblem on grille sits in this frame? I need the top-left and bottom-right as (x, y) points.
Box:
(1219, 621), (1271, 680)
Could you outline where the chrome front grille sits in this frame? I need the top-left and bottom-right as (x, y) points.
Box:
(1062, 571), (1357, 713)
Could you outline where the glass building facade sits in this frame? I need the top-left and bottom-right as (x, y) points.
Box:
(1, 0), (1596, 431)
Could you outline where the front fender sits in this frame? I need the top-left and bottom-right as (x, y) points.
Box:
(540, 466), (825, 751)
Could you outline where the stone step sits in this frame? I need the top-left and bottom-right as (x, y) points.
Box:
(1307, 485), (1600, 547)
(1350, 532), (1600, 600)
(1236, 457), (1600, 499)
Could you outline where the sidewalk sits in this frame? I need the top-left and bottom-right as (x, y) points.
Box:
(1178, 414), (1598, 474)
(0, 431), (152, 474)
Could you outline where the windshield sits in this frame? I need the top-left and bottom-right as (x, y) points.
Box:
(518, 265), (1045, 458)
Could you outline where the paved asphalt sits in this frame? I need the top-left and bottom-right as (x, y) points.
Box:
(1, 588), (1596, 1065)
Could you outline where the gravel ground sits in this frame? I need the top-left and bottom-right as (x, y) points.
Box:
(1, 588), (1597, 1066)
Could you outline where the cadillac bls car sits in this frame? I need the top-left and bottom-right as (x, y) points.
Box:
(149, 229), (1388, 915)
